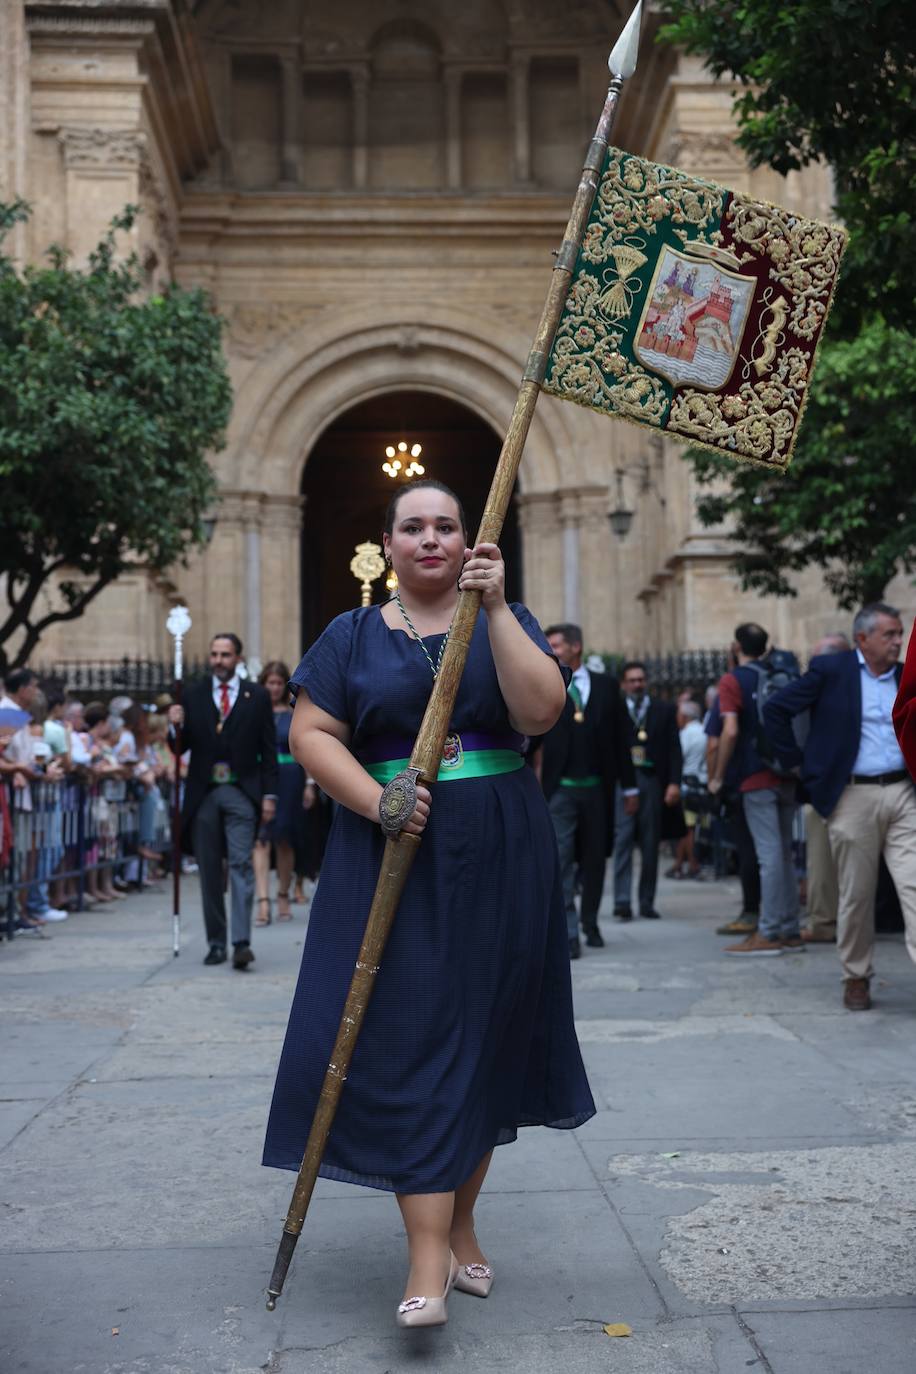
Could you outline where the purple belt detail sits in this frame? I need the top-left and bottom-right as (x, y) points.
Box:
(356, 729), (524, 765)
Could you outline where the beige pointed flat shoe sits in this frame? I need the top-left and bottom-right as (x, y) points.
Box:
(396, 1252), (459, 1328)
(453, 1261), (493, 1298)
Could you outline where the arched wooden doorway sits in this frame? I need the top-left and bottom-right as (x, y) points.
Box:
(301, 390), (520, 647)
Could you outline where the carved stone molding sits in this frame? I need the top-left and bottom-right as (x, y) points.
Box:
(395, 326), (421, 355)
(262, 494), (305, 534)
(664, 130), (740, 170)
(225, 303), (319, 359)
(59, 126), (147, 171)
(516, 491), (561, 535)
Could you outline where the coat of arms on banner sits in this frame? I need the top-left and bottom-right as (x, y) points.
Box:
(542, 149), (847, 469)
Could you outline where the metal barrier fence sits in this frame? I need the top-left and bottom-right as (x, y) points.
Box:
(28, 650), (733, 704)
(1, 776), (171, 940)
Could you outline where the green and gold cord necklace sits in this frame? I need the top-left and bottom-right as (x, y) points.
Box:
(394, 590), (452, 680)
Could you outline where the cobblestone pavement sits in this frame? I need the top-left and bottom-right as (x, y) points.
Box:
(2, 868), (916, 1373)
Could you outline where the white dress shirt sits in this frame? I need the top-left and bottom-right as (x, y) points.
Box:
(852, 649), (905, 776)
(570, 664), (591, 709)
(212, 673), (240, 717)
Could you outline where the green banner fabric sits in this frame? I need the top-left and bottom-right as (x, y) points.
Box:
(543, 149), (847, 470)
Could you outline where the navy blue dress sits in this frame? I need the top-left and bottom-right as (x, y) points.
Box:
(267, 710), (301, 847)
(262, 603), (595, 1193)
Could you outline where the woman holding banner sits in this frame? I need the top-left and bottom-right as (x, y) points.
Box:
(263, 479), (595, 1328)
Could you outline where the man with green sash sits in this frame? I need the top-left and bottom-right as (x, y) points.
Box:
(168, 632), (278, 969)
(539, 625), (637, 958)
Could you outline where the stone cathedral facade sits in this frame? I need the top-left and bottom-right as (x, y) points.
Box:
(1, 0), (887, 668)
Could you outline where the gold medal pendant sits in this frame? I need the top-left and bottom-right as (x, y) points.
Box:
(574, 709), (585, 723)
(637, 728), (648, 742)
(216, 721), (223, 735)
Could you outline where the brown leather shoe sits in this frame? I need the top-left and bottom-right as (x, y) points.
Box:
(801, 927), (836, 944)
(781, 936), (806, 950)
(724, 932), (785, 957)
(717, 917), (758, 936)
(843, 977), (871, 1011)
(232, 944), (255, 971)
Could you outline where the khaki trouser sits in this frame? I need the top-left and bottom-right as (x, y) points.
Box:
(826, 780), (916, 981)
(805, 804), (838, 935)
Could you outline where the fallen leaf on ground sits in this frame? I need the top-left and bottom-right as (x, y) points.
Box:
(660, 1151), (680, 1158)
(111, 1328), (120, 1336)
(603, 1323), (632, 1338)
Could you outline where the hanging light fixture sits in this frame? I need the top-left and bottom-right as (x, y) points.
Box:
(382, 440), (425, 480)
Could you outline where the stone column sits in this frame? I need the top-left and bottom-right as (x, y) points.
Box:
(351, 65), (369, 190)
(261, 495), (305, 666)
(559, 493), (581, 623)
(509, 54), (532, 186)
(202, 492), (248, 656)
(218, 49), (235, 184)
(577, 487), (614, 653)
(0, 0), (28, 261)
(241, 494), (263, 669)
(444, 68), (463, 190)
(279, 55), (303, 188)
(516, 492), (563, 626)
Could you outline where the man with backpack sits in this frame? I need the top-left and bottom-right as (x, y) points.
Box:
(707, 623), (803, 956)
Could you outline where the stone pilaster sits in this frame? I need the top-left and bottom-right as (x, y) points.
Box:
(260, 495), (305, 667)
(351, 65), (369, 190)
(279, 55), (303, 188)
(444, 68), (463, 190)
(508, 53), (531, 186)
(0, 0), (29, 262)
(516, 491), (562, 627)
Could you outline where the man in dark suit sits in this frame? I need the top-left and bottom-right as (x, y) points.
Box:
(540, 625), (637, 958)
(614, 661), (682, 921)
(764, 602), (916, 1010)
(169, 632), (278, 970)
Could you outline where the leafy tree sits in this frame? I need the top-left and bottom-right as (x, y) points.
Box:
(656, 1), (915, 605)
(658, 0), (914, 333)
(0, 202), (232, 674)
(688, 321), (916, 609)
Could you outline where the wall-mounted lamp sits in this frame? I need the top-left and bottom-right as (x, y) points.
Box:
(608, 447), (666, 541)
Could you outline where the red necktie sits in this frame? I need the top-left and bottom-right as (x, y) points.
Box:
(219, 683), (230, 719)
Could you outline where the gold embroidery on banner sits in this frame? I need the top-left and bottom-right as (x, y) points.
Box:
(726, 195), (846, 341)
(547, 153), (725, 423)
(595, 242), (649, 321)
(667, 347), (810, 466)
(548, 311), (668, 425)
(749, 292), (789, 378)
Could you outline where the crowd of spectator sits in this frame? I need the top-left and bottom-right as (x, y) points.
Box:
(0, 668), (172, 935)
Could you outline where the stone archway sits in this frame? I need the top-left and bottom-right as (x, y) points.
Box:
(211, 304), (579, 665)
(300, 389), (520, 645)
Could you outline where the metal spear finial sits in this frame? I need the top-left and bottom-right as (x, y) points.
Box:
(608, 0), (643, 79)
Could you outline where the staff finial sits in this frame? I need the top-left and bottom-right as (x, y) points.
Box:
(608, 0), (643, 80)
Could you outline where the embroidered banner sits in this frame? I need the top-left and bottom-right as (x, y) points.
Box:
(542, 149), (847, 470)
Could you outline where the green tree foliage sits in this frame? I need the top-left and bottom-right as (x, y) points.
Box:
(0, 203), (232, 672)
(689, 322), (916, 609)
(658, 0), (914, 332)
(657, 2), (915, 606)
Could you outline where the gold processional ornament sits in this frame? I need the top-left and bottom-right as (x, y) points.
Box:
(350, 541), (386, 608)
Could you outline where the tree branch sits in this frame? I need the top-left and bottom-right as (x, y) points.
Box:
(9, 572), (114, 670)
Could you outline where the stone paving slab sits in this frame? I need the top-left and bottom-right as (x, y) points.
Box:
(2, 870), (916, 1372)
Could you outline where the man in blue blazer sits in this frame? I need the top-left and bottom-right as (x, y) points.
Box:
(763, 603), (916, 1010)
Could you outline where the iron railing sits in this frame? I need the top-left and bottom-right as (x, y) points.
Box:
(1, 776), (170, 941)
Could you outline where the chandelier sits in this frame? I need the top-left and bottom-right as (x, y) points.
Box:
(382, 440), (425, 480)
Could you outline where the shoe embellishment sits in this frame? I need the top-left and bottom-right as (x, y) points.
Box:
(398, 1296), (427, 1313)
(464, 1264), (492, 1279)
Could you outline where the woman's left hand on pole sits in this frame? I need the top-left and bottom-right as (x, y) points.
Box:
(459, 543), (506, 610)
